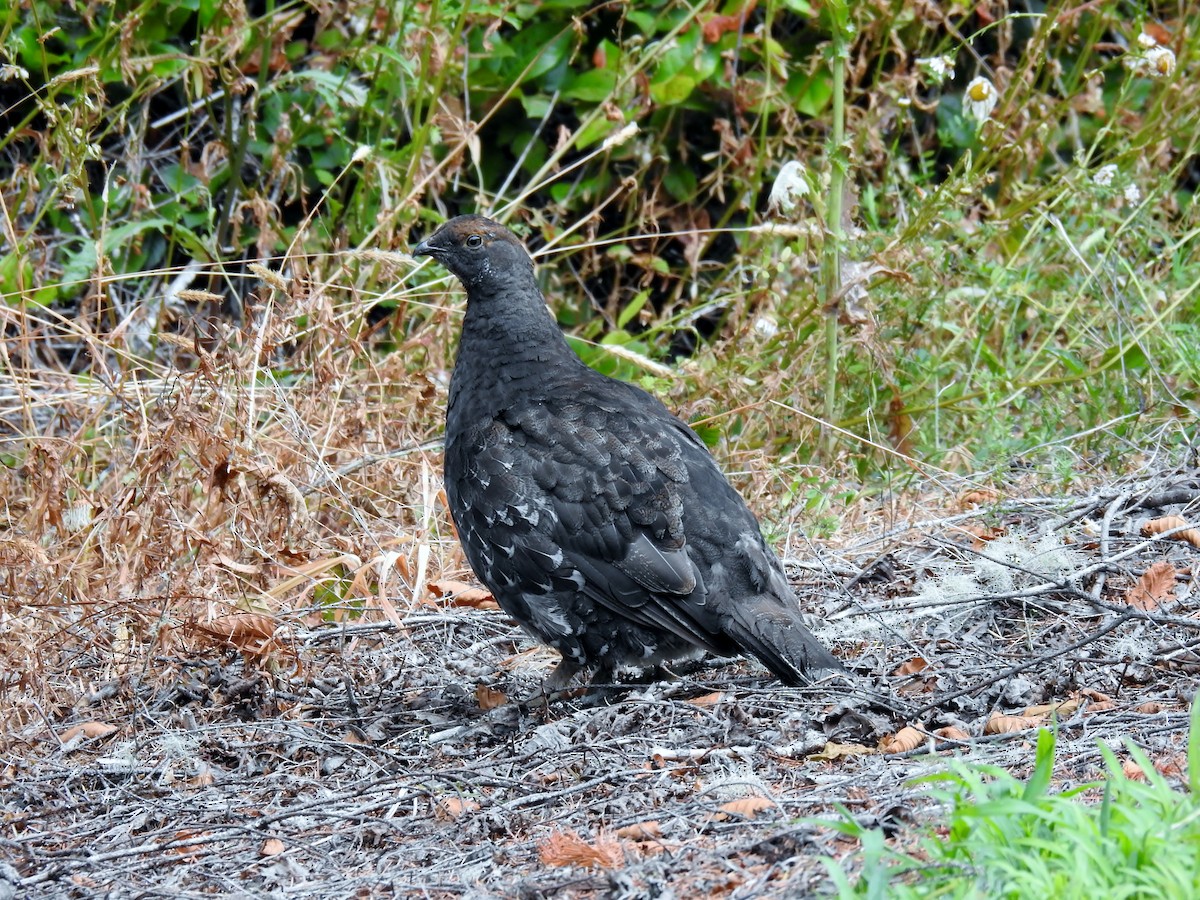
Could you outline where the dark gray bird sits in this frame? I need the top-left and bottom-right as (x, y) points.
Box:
(414, 215), (841, 689)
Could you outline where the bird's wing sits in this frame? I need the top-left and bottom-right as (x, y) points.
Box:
(483, 385), (745, 654)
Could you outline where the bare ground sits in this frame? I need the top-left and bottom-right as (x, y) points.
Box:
(3, 463), (1199, 899)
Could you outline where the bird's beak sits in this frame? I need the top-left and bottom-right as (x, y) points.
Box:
(412, 239), (433, 258)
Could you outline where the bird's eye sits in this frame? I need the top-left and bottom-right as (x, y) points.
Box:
(465, 234), (483, 249)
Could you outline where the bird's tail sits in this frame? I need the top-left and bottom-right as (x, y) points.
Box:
(726, 597), (844, 686)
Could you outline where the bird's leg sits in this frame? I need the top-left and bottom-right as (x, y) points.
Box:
(591, 666), (617, 687)
(580, 666), (626, 706)
(541, 657), (582, 694)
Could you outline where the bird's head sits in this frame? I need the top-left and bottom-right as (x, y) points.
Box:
(412, 215), (535, 291)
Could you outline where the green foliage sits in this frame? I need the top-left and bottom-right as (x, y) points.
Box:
(824, 699), (1200, 899)
(0, 0), (1196, 480)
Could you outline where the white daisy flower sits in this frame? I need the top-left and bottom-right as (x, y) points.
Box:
(767, 160), (811, 218)
(1145, 45), (1176, 77)
(1128, 35), (1176, 78)
(1092, 164), (1118, 187)
(753, 316), (779, 339)
(964, 76), (997, 124)
(916, 55), (955, 86)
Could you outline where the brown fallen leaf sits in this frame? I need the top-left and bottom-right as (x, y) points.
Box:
(169, 830), (210, 859)
(615, 821), (662, 841)
(1142, 516), (1200, 549)
(1136, 701), (1165, 714)
(685, 691), (725, 707)
(881, 726), (926, 754)
(808, 741), (875, 760)
(261, 838), (285, 856)
(1122, 760), (1147, 782)
(958, 488), (999, 509)
(984, 713), (1044, 734)
(59, 721), (119, 742)
(631, 839), (668, 856)
(475, 684), (507, 710)
(1155, 753), (1187, 780)
(897, 678), (938, 696)
(538, 830), (624, 869)
(957, 522), (1006, 548)
(892, 657), (929, 676)
(703, 9), (756, 44)
(934, 726), (971, 742)
(711, 796), (774, 821)
(889, 389), (914, 459)
(428, 579), (499, 610)
(435, 797), (481, 821)
(1125, 561), (1178, 611)
(1024, 698), (1080, 718)
(192, 614), (285, 659)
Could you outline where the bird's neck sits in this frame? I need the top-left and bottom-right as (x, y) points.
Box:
(449, 284), (582, 416)
(462, 291), (571, 357)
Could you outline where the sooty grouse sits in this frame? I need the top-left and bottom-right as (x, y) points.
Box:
(414, 215), (841, 688)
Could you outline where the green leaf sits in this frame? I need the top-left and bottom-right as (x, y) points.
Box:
(1099, 342), (1149, 370)
(617, 290), (651, 329)
(662, 164), (697, 202)
(935, 96), (978, 149)
(197, 0), (221, 28)
(60, 239), (98, 288)
(160, 163), (203, 195)
(627, 10), (659, 31)
(520, 93), (553, 118)
(650, 72), (695, 106)
(563, 68), (618, 103)
(1049, 347), (1087, 376)
(690, 422), (721, 447)
(790, 68), (834, 117)
(1021, 727), (1056, 802)
(0, 253), (57, 306)
(504, 22), (571, 83)
(575, 117), (615, 149)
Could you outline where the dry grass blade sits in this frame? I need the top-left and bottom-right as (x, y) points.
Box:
(0, 255), (453, 739)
